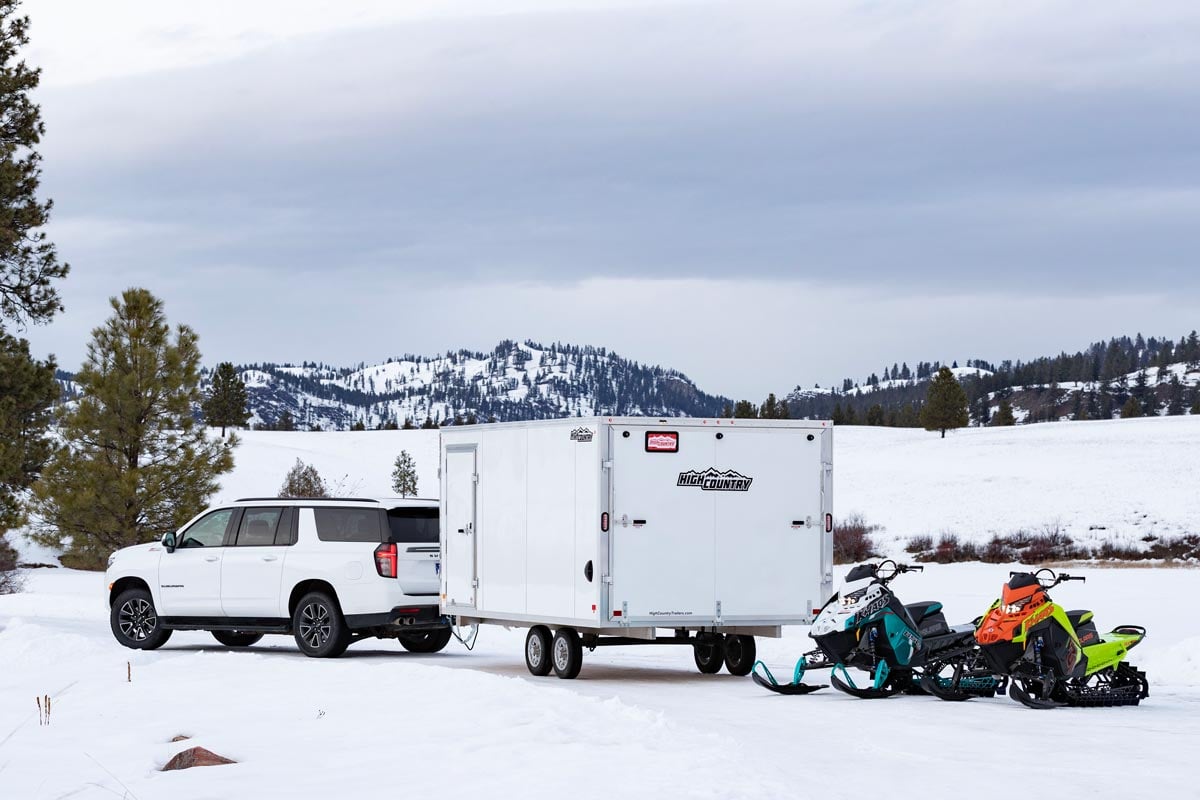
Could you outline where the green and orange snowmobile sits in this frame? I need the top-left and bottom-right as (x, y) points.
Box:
(952, 568), (1149, 709)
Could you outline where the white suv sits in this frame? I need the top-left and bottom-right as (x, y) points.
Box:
(105, 497), (449, 658)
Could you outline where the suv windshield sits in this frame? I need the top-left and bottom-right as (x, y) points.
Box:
(386, 507), (439, 544)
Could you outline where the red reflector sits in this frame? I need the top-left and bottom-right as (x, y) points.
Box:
(645, 431), (679, 452)
(601, 512), (609, 532)
(396, 608), (420, 615)
(374, 543), (398, 578)
(613, 610), (622, 617)
(825, 514), (833, 533)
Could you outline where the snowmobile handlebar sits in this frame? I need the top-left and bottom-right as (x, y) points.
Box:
(1009, 568), (1086, 588)
(875, 560), (922, 582)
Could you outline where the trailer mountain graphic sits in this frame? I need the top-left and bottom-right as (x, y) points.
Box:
(676, 468), (754, 492)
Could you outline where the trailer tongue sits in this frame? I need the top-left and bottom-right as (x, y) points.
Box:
(439, 417), (833, 679)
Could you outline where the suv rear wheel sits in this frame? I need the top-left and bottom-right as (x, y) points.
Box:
(110, 588), (173, 650)
(292, 592), (351, 658)
(398, 628), (453, 653)
(211, 631), (264, 648)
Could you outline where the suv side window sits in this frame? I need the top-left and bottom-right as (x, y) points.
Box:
(178, 509), (235, 548)
(273, 507), (296, 546)
(386, 507), (439, 544)
(235, 507), (283, 546)
(313, 507), (382, 543)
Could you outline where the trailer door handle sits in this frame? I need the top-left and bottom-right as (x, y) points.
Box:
(632, 519), (646, 527)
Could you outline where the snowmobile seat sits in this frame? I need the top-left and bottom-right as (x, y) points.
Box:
(1066, 610), (1093, 628)
(903, 601), (943, 625)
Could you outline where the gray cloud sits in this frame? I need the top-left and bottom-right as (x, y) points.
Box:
(22, 1), (1200, 395)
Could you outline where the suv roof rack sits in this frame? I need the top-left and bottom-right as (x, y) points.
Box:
(234, 497), (379, 503)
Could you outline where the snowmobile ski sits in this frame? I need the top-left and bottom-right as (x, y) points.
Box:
(750, 661), (827, 695)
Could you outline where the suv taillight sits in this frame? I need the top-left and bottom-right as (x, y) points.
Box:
(374, 543), (397, 578)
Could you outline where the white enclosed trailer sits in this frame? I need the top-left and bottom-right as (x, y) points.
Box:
(439, 417), (833, 679)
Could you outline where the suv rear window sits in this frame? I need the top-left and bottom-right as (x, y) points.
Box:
(313, 507), (383, 543)
(387, 507), (439, 544)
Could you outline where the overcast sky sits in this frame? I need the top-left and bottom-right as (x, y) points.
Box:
(18, 0), (1200, 399)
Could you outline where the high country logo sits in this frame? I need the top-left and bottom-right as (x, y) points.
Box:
(677, 468), (753, 492)
(570, 427), (594, 442)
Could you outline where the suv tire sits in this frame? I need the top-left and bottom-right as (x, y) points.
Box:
(212, 631), (264, 648)
(292, 592), (351, 658)
(398, 628), (453, 654)
(110, 588), (173, 650)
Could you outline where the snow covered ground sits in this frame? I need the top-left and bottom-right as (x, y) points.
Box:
(2, 417), (1198, 798)
(1, 565), (1197, 799)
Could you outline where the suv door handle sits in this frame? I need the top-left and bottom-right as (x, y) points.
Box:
(204, 555), (219, 562)
(261, 555), (278, 562)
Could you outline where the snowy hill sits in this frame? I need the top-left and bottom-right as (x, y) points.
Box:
(216, 340), (729, 430)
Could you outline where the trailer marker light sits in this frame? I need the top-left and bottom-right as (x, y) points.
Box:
(613, 610), (622, 617)
(825, 514), (833, 533)
(592, 604), (597, 612)
(601, 512), (610, 532)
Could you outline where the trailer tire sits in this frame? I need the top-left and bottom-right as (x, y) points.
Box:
(526, 625), (553, 676)
(552, 628), (583, 679)
(723, 634), (756, 676)
(693, 635), (725, 674)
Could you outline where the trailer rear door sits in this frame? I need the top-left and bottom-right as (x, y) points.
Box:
(713, 427), (824, 619)
(609, 426), (716, 622)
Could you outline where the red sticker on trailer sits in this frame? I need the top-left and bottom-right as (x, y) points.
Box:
(645, 432), (679, 452)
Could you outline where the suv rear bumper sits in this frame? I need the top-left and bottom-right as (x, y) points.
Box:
(345, 604), (448, 632)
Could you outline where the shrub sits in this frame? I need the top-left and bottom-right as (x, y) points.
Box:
(833, 514), (881, 564)
(905, 535), (932, 554)
(981, 535), (1015, 564)
(0, 536), (22, 595)
(912, 533), (980, 563)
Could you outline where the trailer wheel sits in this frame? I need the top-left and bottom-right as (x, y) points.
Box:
(525, 625), (553, 676)
(552, 628), (583, 679)
(723, 634), (756, 676)
(693, 634), (725, 674)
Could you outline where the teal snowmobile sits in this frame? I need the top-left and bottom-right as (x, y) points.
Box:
(752, 560), (998, 699)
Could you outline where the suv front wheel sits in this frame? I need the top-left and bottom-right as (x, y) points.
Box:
(292, 592), (351, 658)
(110, 588), (173, 650)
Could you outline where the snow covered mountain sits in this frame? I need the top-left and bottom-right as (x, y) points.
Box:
(214, 339), (729, 430)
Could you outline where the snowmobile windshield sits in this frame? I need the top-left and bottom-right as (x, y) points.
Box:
(844, 564), (878, 583)
(1007, 573), (1040, 591)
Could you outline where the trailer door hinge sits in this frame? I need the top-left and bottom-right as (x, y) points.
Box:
(602, 575), (613, 584)
(471, 578), (479, 588)
(602, 460), (613, 469)
(471, 473), (479, 484)
(715, 600), (722, 623)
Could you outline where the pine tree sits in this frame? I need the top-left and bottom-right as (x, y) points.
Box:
(830, 402), (845, 425)
(1120, 396), (1142, 419)
(420, 415), (437, 430)
(0, 4), (68, 326)
(720, 403), (733, 418)
(1166, 375), (1184, 416)
(866, 404), (885, 426)
(994, 399), (1016, 426)
(350, 420), (366, 431)
(279, 458), (327, 497)
(0, 332), (58, 531)
(732, 400), (758, 418)
(920, 366), (969, 437)
(760, 393), (780, 419)
(31, 289), (234, 568)
(275, 410), (296, 431)
(202, 362), (249, 436)
(843, 404), (857, 425)
(391, 450), (419, 498)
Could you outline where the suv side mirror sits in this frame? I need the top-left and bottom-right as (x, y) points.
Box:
(162, 532), (177, 553)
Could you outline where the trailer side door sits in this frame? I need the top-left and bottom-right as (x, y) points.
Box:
(443, 445), (478, 609)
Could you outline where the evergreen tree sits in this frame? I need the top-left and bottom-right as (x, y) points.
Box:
(0, 4), (68, 326)
(350, 419), (366, 431)
(843, 404), (857, 425)
(920, 366), (969, 438)
(202, 361), (249, 436)
(1166, 375), (1184, 416)
(720, 403), (733, 418)
(1187, 330), (1200, 368)
(31, 289), (234, 568)
(420, 415), (437, 430)
(391, 450), (419, 498)
(760, 393), (780, 419)
(732, 400), (758, 418)
(402, 417), (415, 430)
(865, 403), (885, 426)
(1191, 387), (1200, 415)
(830, 402), (844, 425)
(279, 458), (327, 497)
(994, 399), (1016, 426)
(275, 410), (296, 431)
(1120, 396), (1142, 419)
(0, 332), (57, 531)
